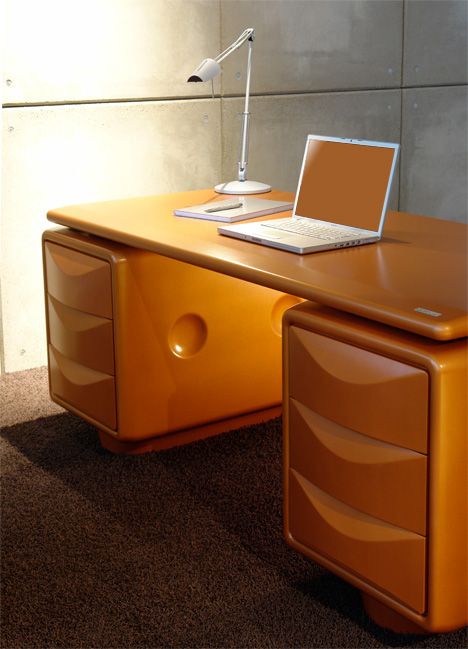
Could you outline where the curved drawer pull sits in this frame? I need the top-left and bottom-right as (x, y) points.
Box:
(46, 242), (107, 278)
(292, 470), (423, 544)
(292, 399), (422, 464)
(49, 345), (116, 430)
(48, 295), (111, 332)
(47, 296), (115, 375)
(50, 345), (112, 387)
(292, 327), (421, 386)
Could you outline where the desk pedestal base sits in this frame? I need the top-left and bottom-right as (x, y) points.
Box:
(362, 594), (428, 635)
(99, 405), (281, 454)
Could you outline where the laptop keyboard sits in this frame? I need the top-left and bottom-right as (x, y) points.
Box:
(261, 218), (359, 240)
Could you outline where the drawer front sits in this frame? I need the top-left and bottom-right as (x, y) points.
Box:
(288, 399), (427, 535)
(47, 295), (115, 375)
(44, 242), (112, 318)
(49, 345), (116, 430)
(288, 327), (428, 453)
(288, 470), (426, 613)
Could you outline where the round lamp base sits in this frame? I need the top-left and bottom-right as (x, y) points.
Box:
(215, 180), (272, 195)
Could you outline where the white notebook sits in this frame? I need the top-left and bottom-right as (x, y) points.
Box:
(174, 196), (293, 222)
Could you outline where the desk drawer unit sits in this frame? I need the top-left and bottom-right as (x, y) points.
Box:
(283, 302), (467, 633)
(44, 241), (116, 429)
(43, 228), (300, 451)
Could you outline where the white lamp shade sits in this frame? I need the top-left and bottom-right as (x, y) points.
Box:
(187, 58), (221, 82)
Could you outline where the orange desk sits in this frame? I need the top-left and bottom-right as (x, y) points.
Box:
(45, 189), (468, 634)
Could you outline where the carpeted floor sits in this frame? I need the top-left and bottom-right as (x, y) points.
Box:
(1, 369), (467, 648)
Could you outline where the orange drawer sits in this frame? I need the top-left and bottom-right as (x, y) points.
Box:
(288, 469), (426, 613)
(47, 295), (115, 375)
(288, 398), (427, 534)
(288, 327), (428, 453)
(49, 345), (116, 429)
(44, 242), (112, 318)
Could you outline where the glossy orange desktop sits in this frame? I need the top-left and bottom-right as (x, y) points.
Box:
(45, 189), (467, 634)
(47, 189), (467, 340)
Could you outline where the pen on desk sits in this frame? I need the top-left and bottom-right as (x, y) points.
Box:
(204, 202), (243, 213)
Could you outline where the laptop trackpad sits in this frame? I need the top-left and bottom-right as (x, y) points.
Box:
(260, 232), (283, 239)
(245, 226), (286, 240)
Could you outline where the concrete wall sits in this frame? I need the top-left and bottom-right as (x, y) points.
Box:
(1, 0), (467, 373)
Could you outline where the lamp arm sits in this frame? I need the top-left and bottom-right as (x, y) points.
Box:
(213, 28), (256, 183)
(238, 38), (253, 182)
(215, 28), (254, 64)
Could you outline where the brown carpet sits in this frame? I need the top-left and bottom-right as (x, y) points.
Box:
(1, 369), (467, 648)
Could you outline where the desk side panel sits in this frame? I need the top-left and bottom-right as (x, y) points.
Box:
(111, 249), (299, 438)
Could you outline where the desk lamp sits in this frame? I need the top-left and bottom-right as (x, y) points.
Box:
(188, 28), (271, 195)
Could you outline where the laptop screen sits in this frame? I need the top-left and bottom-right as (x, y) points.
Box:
(293, 137), (398, 232)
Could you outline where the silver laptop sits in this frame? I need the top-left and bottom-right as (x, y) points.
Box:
(218, 134), (399, 254)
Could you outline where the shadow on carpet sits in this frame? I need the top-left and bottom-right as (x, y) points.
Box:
(1, 413), (466, 648)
